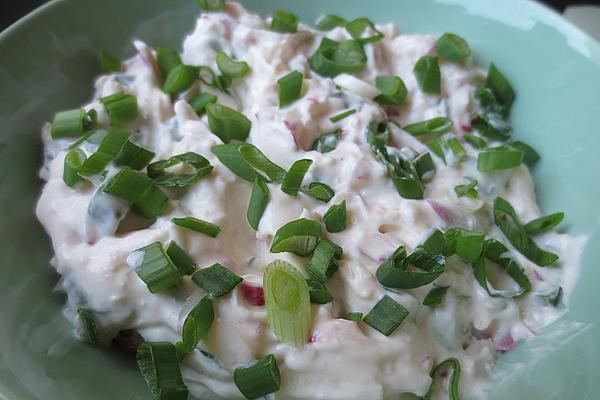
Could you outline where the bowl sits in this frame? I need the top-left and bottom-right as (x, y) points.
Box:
(1, 0), (599, 398)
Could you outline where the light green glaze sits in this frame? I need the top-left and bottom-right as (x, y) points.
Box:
(0, 0), (599, 399)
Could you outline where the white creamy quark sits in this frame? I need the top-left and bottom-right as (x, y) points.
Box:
(36, 3), (584, 399)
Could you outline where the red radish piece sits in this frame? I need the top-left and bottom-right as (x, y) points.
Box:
(240, 282), (265, 307)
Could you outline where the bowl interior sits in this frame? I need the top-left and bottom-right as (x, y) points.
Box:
(1, 0), (599, 399)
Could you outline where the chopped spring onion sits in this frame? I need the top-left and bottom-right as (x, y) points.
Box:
(196, 0), (224, 12)
(166, 241), (196, 275)
(511, 140), (540, 166)
(100, 91), (139, 126)
(309, 38), (367, 77)
(247, 177), (269, 231)
(216, 51), (250, 78)
(315, 14), (347, 31)
(454, 180), (478, 198)
(403, 117), (453, 136)
(79, 130), (130, 176)
(471, 113), (512, 141)
(423, 358), (461, 400)
(329, 108), (357, 123)
(270, 218), (321, 256)
(178, 296), (214, 356)
(345, 18), (384, 44)
(270, 10), (298, 33)
(147, 152), (213, 187)
(211, 143), (259, 182)
(277, 71), (304, 107)
(238, 144), (287, 183)
(323, 200), (347, 233)
(363, 295), (409, 336)
(414, 152), (436, 180)
(307, 279), (334, 304)
(376, 246), (445, 289)
(464, 134), (487, 149)
(475, 84), (508, 117)
(77, 308), (100, 346)
(524, 212), (564, 235)
(206, 103), (252, 143)
(302, 182), (335, 202)
(114, 141), (156, 170)
(413, 56), (441, 94)
(189, 92), (218, 116)
(156, 47), (182, 79)
(427, 134), (466, 164)
(422, 286), (449, 308)
(263, 260), (311, 346)
(136, 342), (189, 400)
(477, 145), (523, 172)
(422, 229), (446, 255)
(79, 151), (112, 176)
(306, 239), (343, 282)
(198, 65), (225, 90)
(233, 354), (281, 400)
(63, 149), (87, 187)
(374, 75), (408, 105)
(192, 263), (243, 297)
(343, 312), (363, 321)
(487, 63), (515, 108)
(51, 108), (97, 139)
(129, 242), (182, 293)
(163, 64), (199, 94)
(100, 51), (122, 73)
(366, 120), (391, 147)
(443, 227), (485, 262)
(172, 217), (221, 238)
(103, 169), (169, 218)
(435, 33), (471, 62)
(281, 159), (312, 196)
(493, 197), (558, 266)
(472, 238), (532, 298)
(311, 130), (340, 153)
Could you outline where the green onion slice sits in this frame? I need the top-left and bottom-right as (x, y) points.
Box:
(403, 117), (453, 136)
(100, 91), (139, 126)
(166, 241), (196, 275)
(212, 143), (259, 182)
(511, 140), (540, 166)
(435, 33), (471, 62)
(443, 227), (485, 262)
(363, 295), (409, 336)
(189, 92), (218, 116)
(427, 135), (466, 164)
(422, 229), (446, 255)
(233, 354), (281, 400)
(475, 85), (508, 117)
(302, 182), (335, 202)
(270, 10), (299, 33)
(103, 169), (169, 218)
(423, 358), (461, 400)
(329, 108), (357, 123)
(63, 149), (87, 187)
(79, 151), (112, 178)
(77, 308), (100, 346)
(323, 200), (346, 233)
(206, 103), (252, 143)
(281, 159), (312, 196)
(315, 14), (347, 31)
(247, 177), (269, 231)
(147, 152), (213, 187)
(345, 17), (384, 44)
(464, 134), (487, 149)
(309, 38), (367, 77)
(454, 180), (478, 198)
(524, 212), (564, 235)
(51, 108), (97, 139)
(376, 246), (445, 289)
(423, 286), (449, 308)
(343, 312), (363, 321)
(477, 145), (523, 172)
(192, 263), (243, 297)
(414, 152), (436, 180)
(270, 218), (321, 256)
(374, 75), (408, 105)
(178, 296), (214, 356)
(196, 0), (224, 11)
(413, 56), (441, 94)
(129, 242), (182, 293)
(487, 63), (515, 108)
(472, 239), (532, 298)
(163, 64), (199, 94)
(264, 260), (311, 346)
(136, 342), (189, 400)
(311, 130), (340, 153)
(114, 141), (155, 171)
(238, 144), (287, 183)
(366, 120), (391, 147)
(493, 197), (558, 266)
(216, 51), (250, 78)
(156, 47), (182, 79)
(100, 51), (122, 73)
(306, 239), (342, 282)
(307, 279), (334, 304)
(278, 71), (304, 108)
(172, 217), (221, 238)
(471, 113), (512, 141)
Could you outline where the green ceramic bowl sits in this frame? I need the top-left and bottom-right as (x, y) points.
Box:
(1, 0), (599, 398)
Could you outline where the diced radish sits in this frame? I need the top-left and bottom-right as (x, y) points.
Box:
(240, 282), (265, 307)
(113, 329), (144, 353)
